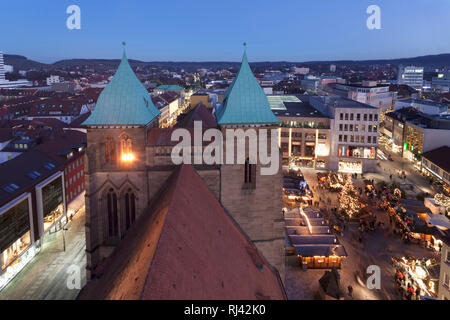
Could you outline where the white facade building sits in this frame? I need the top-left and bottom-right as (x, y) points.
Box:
(0, 51), (6, 82)
(398, 65), (424, 90)
(332, 81), (395, 117)
(0, 50), (32, 88)
(293, 67), (309, 75)
(3, 65), (13, 73)
(46, 75), (61, 86)
(395, 98), (448, 115)
(310, 96), (380, 173)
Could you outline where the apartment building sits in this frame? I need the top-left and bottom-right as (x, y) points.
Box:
(327, 81), (396, 119)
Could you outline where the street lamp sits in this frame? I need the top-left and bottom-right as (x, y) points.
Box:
(62, 227), (68, 251)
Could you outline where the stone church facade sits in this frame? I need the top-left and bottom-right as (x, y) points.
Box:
(83, 49), (285, 283)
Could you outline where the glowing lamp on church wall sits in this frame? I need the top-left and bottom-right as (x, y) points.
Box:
(121, 153), (135, 162)
(120, 133), (134, 163)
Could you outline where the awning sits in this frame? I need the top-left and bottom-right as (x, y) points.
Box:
(427, 214), (450, 230)
(294, 244), (347, 257)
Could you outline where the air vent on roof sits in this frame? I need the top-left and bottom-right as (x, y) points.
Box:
(27, 171), (41, 179)
(3, 186), (14, 193)
(3, 183), (20, 193)
(10, 183), (19, 190)
(44, 162), (56, 170)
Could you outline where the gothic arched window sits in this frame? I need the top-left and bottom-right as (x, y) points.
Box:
(107, 188), (119, 237)
(124, 188), (136, 230)
(120, 134), (132, 158)
(105, 136), (115, 163)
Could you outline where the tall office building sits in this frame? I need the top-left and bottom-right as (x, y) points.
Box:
(398, 65), (424, 90)
(0, 51), (6, 82)
(0, 50), (32, 88)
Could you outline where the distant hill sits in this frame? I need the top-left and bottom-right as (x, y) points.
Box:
(4, 53), (450, 71)
(301, 53), (450, 67)
(51, 59), (245, 71)
(51, 58), (147, 69)
(3, 54), (48, 71)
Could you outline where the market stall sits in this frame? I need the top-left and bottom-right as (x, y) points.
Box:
(392, 256), (439, 299)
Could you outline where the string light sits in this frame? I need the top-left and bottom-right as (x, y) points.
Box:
(338, 175), (361, 218)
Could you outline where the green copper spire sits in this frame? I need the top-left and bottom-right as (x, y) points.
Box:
(215, 49), (280, 126)
(83, 47), (160, 126)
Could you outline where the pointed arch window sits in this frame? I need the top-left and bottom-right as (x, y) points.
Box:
(120, 133), (133, 162)
(105, 137), (115, 163)
(107, 188), (119, 237)
(124, 188), (136, 230)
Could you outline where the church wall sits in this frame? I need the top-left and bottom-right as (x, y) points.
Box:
(219, 126), (285, 281)
(85, 126), (149, 278)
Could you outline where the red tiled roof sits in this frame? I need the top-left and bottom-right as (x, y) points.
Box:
(147, 127), (213, 147)
(69, 111), (91, 128)
(175, 103), (217, 129)
(26, 98), (84, 117)
(35, 130), (86, 165)
(78, 164), (286, 300)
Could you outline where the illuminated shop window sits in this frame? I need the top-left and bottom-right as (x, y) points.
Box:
(42, 177), (65, 232)
(1, 232), (31, 270)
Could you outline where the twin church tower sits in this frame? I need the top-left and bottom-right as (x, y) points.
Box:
(82, 47), (285, 283)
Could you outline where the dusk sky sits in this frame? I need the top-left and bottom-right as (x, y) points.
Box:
(2, 0), (450, 63)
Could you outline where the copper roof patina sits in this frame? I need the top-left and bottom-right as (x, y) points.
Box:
(215, 50), (280, 126)
(83, 48), (160, 126)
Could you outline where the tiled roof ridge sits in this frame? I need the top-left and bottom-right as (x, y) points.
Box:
(138, 166), (184, 299)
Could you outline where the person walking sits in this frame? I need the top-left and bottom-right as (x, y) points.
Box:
(348, 285), (353, 297)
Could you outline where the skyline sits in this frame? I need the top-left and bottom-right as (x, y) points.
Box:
(1, 0), (450, 63)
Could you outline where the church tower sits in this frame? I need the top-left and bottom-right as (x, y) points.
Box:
(82, 48), (160, 279)
(215, 49), (285, 281)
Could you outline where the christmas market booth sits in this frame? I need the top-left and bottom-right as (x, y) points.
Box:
(283, 174), (313, 205)
(391, 199), (430, 238)
(392, 256), (440, 299)
(390, 199), (449, 251)
(317, 172), (344, 191)
(285, 207), (347, 269)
